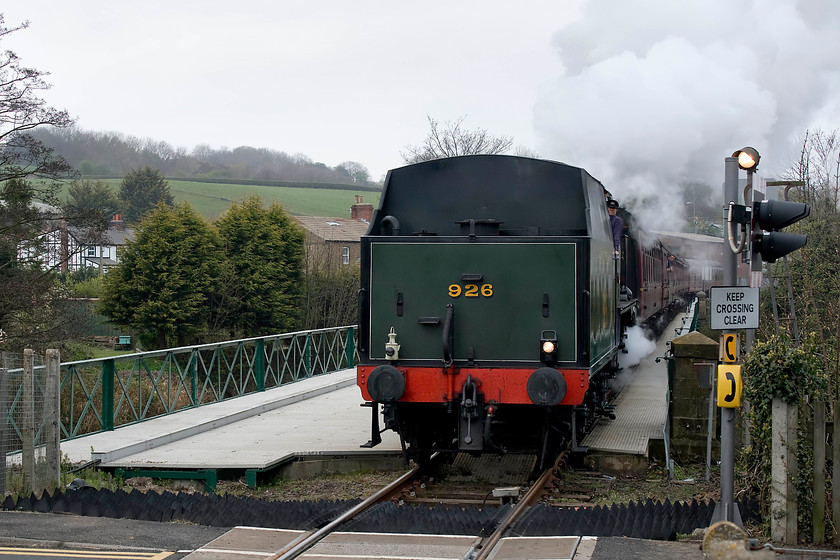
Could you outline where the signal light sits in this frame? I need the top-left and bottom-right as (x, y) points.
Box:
(754, 198), (810, 229)
(751, 199), (810, 266)
(752, 231), (807, 263)
(540, 330), (558, 365)
(733, 147), (760, 171)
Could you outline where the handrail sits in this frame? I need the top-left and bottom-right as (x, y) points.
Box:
(5, 326), (358, 445)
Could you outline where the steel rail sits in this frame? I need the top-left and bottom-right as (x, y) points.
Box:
(269, 460), (426, 560)
(472, 450), (566, 560)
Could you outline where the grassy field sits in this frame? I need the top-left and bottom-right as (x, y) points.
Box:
(95, 178), (381, 219)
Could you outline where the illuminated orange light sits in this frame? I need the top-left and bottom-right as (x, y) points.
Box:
(738, 152), (756, 169)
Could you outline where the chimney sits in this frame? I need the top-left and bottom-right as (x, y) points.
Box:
(111, 213), (124, 231)
(351, 195), (373, 223)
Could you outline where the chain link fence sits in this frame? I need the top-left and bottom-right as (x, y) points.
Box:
(0, 350), (61, 497)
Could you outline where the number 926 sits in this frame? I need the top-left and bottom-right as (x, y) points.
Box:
(448, 284), (493, 298)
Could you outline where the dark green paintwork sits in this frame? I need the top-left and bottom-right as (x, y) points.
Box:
(368, 242), (578, 363)
(585, 174), (618, 366)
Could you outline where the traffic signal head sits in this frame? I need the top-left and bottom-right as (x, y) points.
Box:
(733, 147), (760, 171)
(754, 199), (810, 230)
(752, 231), (808, 263)
(751, 199), (810, 265)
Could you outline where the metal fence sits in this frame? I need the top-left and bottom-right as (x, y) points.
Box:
(0, 326), (356, 495)
(60, 325), (357, 440)
(0, 350), (61, 496)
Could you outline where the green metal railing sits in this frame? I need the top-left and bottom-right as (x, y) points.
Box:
(59, 325), (357, 440)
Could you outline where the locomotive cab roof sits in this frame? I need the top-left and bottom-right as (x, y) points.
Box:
(367, 155), (609, 237)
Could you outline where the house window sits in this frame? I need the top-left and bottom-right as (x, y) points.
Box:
(87, 246), (96, 257)
(342, 246), (350, 265)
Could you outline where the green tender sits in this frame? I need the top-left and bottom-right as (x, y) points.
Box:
(369, 242), (578, 363)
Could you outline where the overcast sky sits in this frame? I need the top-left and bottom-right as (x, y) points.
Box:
(5, 1), (840, 226)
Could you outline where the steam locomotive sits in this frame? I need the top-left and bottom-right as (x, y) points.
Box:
(356, 155), (699, 465)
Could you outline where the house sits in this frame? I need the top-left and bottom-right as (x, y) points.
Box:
(294, 195), (373, 267)
(65, 216), (133, 273)
(17, 207), (133, 273)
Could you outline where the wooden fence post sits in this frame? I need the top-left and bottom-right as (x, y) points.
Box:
(772, 397), (798, 544)
(814, 401), (826, 544)
(44, 349), (60, 489)
(22, 349), (35, 494)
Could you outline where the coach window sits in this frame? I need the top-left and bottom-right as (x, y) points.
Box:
(342, 246), (350, 265)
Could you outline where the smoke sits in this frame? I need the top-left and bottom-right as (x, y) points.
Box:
(611, 325), (658, 391)
(619, 325), (658, 370)
(535, 0), (840, 230)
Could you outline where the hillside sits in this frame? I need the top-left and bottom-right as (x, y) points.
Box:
(93, 178), (381, 219)
(31, 127), (381, 188)
(33, 126), (386, 218)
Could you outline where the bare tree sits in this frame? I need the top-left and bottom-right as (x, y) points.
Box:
(336, 161), (370, 184)
(794, 129), (840, 208)
(401, 116), (514, 164)
(0, 14), (76, 350)
(514, 145), (541, 159)
(300, 241), (359, 330)
(0, 16), (73, 186)
(777, 129), (840, 399)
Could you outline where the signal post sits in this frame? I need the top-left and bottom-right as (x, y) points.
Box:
(711, 148), (809, 527)
(709, 154), (744, 526)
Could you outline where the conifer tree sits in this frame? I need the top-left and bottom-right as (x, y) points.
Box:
(100, 202), (221, 348)
(119, 167), (174, 223)
(215, 196), (305, 335)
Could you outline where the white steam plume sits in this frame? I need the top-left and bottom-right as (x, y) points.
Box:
(611, 325), (658, 392)
(535, 0), (840, 230)
(618, 325), (657, 370)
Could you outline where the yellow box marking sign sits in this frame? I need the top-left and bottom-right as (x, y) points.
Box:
(717, 364), (742, 408)
(720, 333), (739, 363)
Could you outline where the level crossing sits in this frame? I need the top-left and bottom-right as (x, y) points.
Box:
(184, 527), (595, 559)
(6, 310), (699, 559)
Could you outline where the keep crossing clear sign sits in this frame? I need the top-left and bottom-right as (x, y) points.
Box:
(709, 286), (759, 330)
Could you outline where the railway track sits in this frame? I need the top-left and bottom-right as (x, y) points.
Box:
(268, 461), (425, 559)
(268, 450), (567, 560)
(471, 452), (566, 560)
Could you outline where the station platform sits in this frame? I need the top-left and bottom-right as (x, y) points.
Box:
(60, 369), (403, 485)
(580, 311), (690, 474)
